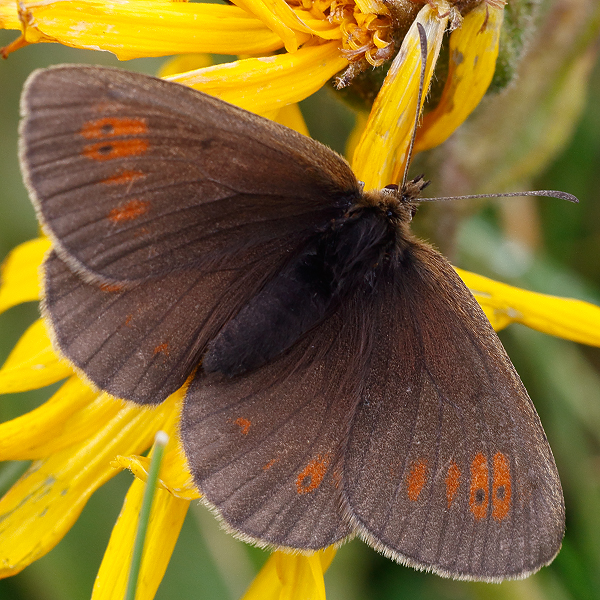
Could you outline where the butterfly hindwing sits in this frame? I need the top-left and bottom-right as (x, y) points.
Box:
(21, 65), (358, 284)
(341, 243), (564, 580)
(180, 291), (379, 549)
(43, 237), (296, 403)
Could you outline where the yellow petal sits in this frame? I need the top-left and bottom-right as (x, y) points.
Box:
(351, 2), (449, 189)
(242, 547), (336, 600)
(158, 53), (213, 78)
(0, 238), (49, 314)
(115, 398), (199, 500)
(414, 0), (506, 153)
(456, 268), (600, 345)
(0, 0), (20, 29)
(232, 0), (311, 53)
(92, 428), (189, 600)
(166, 41), (348, 114)
(0, 319), (72, 394)
(0, 376), (98, 460)
(18, 0), (284, 60)
(0, 391), (180, 577)
(265, 102), (310, 136)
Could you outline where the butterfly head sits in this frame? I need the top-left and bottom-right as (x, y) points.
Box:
(358, 175), (430, 228)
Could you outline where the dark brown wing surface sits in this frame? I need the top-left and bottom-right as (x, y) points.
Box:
(341, 243), (564, 580)
(180, 240), (563, 577)
(180, 292), (375, 549)
(20, 65), (358, 285)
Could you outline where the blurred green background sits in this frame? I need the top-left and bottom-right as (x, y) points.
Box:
(2, 11), (600, 600)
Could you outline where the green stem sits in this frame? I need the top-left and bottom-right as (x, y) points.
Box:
(125, 430), (169, 600)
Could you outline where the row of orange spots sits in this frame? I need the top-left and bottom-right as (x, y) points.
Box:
(296, 454), (331, 495)
(80, 116), (149, 161)
(405, 452), (512, 522)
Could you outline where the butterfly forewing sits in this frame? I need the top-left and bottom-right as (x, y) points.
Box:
(21, 65), (359, 284)
(341, 244), (564, 580)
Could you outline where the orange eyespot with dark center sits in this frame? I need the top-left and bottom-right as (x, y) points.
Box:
(80, 117), (147, 139)
(406, 459), (428, 501)
(492, 452), (512, 521)
(83, 139), (149, 161)
(296, 454), (331, 495)
(469, 453), (489, 520)
(108, 199), (150, 223)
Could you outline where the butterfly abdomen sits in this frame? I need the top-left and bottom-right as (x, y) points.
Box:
(202, 207), (397, 377)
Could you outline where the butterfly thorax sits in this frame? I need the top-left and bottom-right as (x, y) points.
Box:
(203, 200), (411, 378)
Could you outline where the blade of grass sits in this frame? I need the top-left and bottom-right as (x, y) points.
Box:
(125, 430), (169, 600)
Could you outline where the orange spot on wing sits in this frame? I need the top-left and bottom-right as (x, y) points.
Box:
(492, 452), (512, 521)
(99, 282), (124, 293)
(234, 417), (251, 435)
(101, 170), (146, 185)
(83, 139), (149, 161)
(124, 314), (133, 327)
(80, 117), (147, 139)
(262, 458), (279, 471)
(108, 199), (150, 223)
(445, 460), (461, 507)
(296, 454), (331, 495)
(153, 342), (169, 356)
(469, 453), (489, 520)
(406, 459), (428, 501)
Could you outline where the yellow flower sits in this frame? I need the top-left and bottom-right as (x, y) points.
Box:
(1, 0), (598, 598)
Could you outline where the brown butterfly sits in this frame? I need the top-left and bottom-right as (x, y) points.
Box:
(20, 44), (571, 580)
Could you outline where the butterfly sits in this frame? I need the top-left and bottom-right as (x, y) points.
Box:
(19, 56), (566, 581)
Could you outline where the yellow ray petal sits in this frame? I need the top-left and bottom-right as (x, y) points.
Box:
(0, 0), (19, 30)
(232, 0), (312, 52)
(242, 547), (336, 600)
(263, 102), (310, 136)
(351, 2), (450, 189)
(115, 398), (198, 500)
(0, 238), (49, 314)
(414, 0), (506, 153)
(0, 319), (72, 394)
(92, 431), (189, 600)
(0, 376), (98, 460)
(456, 268), (600, 345)
(166, 41), (348, 114)
(17, 0), (284, 60)
(0, 391), (180, 578)
(158, 53), (213, 79)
